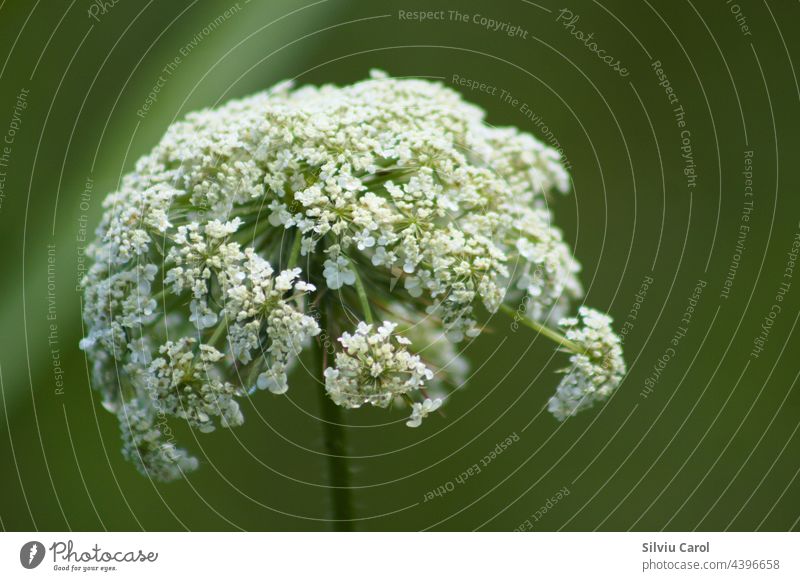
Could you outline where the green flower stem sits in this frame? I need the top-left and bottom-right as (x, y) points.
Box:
(315, 298), (354, 531)
(207, 319), (228, 347)
(498, 304), (584, 354)
(151, 287), (170, 305)
(351, 266), (374, 324)
(235, 215), (275, 247)
(286, 230), (303, 270)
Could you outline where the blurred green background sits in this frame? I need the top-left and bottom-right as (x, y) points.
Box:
(0, 0), (798, 531)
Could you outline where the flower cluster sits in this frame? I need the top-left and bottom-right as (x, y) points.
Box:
(117, 400), (199, 482)
(81, 211), (319, 479)
(324, 321), (434, 416)
(547, 307), (626, 421)
(258, 70), (581, 341)
(80, 71), (623, 480)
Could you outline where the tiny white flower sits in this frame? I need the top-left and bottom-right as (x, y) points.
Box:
(205, 217), (242, 239)
(257, 371), (289, 394)
(404, 276), (423, 298)
(323, 257), (356, 290)
(189, 299), (219, 330)
(406, 398), (442, 428)
(354, 230), (375, 250)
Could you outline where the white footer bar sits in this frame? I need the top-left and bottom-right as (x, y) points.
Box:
(1, 532), (797, 579)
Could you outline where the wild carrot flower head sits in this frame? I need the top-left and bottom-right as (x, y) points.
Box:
(80, 71), (622, 480)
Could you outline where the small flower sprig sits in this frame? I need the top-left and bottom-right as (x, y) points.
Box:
(502, 304), (626, 421)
